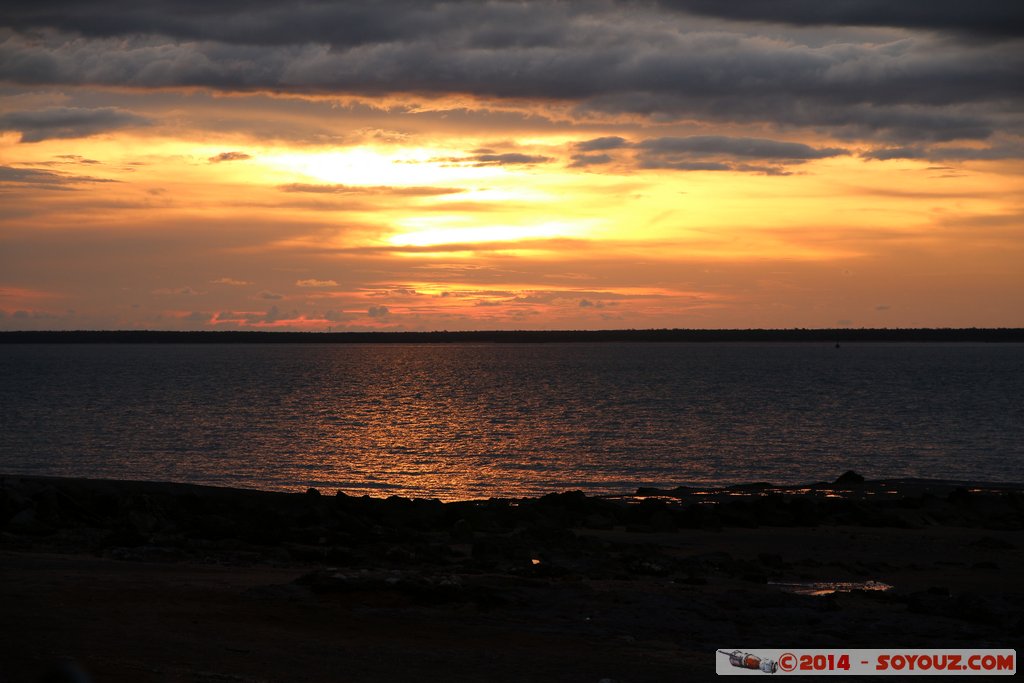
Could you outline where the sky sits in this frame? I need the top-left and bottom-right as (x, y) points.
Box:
(1, 1), (1022, 331)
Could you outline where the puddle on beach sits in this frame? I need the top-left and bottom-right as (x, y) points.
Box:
(769, 580), (893, 596)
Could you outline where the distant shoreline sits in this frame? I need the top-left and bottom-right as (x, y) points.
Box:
(2, 328), (1023, 343)
(4, 472), (1024, 503)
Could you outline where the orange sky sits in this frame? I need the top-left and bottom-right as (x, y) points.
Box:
(2, 3), (1022, 330)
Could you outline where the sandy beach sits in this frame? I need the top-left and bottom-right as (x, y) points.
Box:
(1, 473), (1021, 681)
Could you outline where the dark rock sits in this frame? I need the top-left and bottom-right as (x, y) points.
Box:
(109, 545), (184, 562)
(37, 659), (92, 683)
(625, 556), (671, 576)
(948, 487), (973, 504)
(675, 575), (708, 585)
(833, 470), (865, 485)
(7, 506), (53, 535)
(450, 518), (474, 542)
(294, 569), (468, 604)
(717, 502), (761, 528)
(583, 513), (614, 530)
(648, 510), (677, 532)
(906, 590), (950, 615)
(970, 536), (1016, 550)
(635, 486), (666, 496)
(0, 485), (30, 524)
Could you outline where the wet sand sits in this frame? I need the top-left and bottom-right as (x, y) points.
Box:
(1, 474), (1021, 681)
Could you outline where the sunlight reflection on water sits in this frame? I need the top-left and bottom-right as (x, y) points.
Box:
(1, 342), (1021, 500)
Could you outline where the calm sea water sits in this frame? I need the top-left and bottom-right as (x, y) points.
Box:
(1, 343), (1021, 500)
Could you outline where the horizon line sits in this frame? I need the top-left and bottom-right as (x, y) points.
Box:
(2, 327), (1023, 343)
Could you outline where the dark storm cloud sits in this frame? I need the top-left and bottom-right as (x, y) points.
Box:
(653, 1), (1024, 39)
(0, 106), (151, 142)
(0, 1), (572, 49)
(14, 1), (1018, 45)
(1, 1), (1021, 143)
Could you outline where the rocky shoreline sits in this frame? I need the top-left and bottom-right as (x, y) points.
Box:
(2, 473), (1022, 681)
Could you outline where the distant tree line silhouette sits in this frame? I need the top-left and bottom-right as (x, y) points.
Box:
(2, 328), (1022, 343)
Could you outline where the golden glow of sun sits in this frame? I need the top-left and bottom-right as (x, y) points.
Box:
(259, 147), (507, 186)
(388, 218), (596, 247)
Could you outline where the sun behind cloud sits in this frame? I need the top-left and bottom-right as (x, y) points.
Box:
(0, 2), (1021, 330)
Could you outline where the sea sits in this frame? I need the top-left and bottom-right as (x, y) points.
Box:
(1, 342), (1021, 500)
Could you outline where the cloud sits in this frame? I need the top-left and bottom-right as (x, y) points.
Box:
(309, 237), (589, 255)
(862, 142), (1024, 162)
(211, 277), (252, 285)
(634, 135), (847, 172)
(208, 151), (251, 163)
(575, 136), (629, 152)
(932, 145), (1024, 161)
(213, 306), (293, 325)
(323, 309), (354, 322)
(653, 1), (1024, 39)
(367, 305), (390, 317)
(261, 305), (284, 323)
(0, 165), (117, 189)
(279, 183), (463, 196)
(641, 160), (732, 172)
(182, 311), (210, 324)
(296, 278), (337, 287)
(1, 3), (1020, 143)
(638, 136), (848, 160)
(0, 106), (151, 142)
(568, 153), (614, 168)
(861, 147), (927, 161)
(0, 308), (76, 329)
(0, 1), (571, 49)
(259, 290), (283, 299)
(55, 154), (101, 164)
(466, 153), (552, 166)
(153, 286), (203, 295)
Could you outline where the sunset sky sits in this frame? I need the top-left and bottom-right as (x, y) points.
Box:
(2, 1), (1022, 331)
